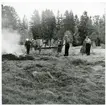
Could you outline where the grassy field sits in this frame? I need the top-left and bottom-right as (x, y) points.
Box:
(2, 46), (105, 104)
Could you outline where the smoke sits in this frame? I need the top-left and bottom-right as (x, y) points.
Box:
(2, 29), (26, 56)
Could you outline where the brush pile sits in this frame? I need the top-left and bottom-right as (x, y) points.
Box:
(2, 54), (34, 60)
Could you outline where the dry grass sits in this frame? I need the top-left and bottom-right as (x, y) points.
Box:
(2, 46), (105, 104)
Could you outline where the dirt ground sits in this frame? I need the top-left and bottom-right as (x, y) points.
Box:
(2, 46), (105, 104)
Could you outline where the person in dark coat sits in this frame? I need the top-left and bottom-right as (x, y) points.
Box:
(25, 39), (32, 54)
(64, 34), (70, 56)
(57, 39), (63, 56)
(85, 36), (91, 55)
(80, 40), (86, 55)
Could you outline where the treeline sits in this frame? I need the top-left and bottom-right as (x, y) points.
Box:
(2, 5), (105, 46)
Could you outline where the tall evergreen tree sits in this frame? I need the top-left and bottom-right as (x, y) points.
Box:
(92, 15), (105, 44)
(30, 10), (41, 39)
(41, 9), (56, 45)
(72, 14), (81, 46)
(19, 15), (29, 43)
(2, 5), (20, 30)
(55, 11), (65, 40)
(78, 11), (89, 44)
(63, 10), (75, 34)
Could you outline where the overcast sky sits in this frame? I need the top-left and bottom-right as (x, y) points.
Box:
(2, 2), (106, 21)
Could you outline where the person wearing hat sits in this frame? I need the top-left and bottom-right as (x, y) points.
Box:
(25, 38), (32, 54)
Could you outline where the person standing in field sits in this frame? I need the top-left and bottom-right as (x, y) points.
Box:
(25, 38), (32, 54)
(57, 39), (63, 56)
(80, 40), (86, 55)
(63, 32), (71, 56)
(84, 36), (91, 55)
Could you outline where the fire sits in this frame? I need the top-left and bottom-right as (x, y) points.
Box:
(2, 28), (26, 56)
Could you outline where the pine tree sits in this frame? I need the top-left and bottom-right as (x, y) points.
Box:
(30, 10), (41, 39)
(63, 10), (75, 34)
(2, 5), (20, 30)
(41, 9), (56, 46)
(78, 11), (89, 44)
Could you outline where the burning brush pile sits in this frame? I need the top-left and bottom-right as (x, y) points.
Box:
(2, 54), (35, 60)
(2, 29), (34, 60)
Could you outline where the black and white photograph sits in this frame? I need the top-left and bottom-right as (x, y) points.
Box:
(1, 1), (105, 104)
